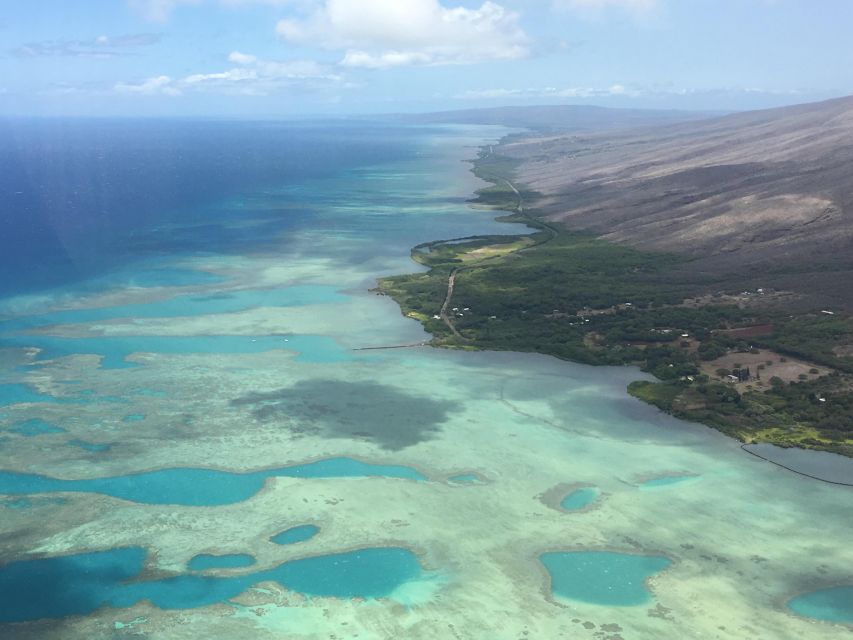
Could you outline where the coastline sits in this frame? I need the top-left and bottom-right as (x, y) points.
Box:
(379, 133), (853, 469)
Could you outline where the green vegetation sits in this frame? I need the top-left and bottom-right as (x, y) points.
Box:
(628, 374), (853, 450)
(763, 315), (853, 373)
(378, 149), (853, 456)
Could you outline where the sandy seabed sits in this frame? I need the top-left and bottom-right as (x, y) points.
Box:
(1, 126), (851, 640)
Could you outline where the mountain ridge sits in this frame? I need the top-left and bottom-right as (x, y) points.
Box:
(490, 95), (853, 308)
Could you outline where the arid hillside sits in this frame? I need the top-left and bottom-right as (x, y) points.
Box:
(499, 96), (853, 307)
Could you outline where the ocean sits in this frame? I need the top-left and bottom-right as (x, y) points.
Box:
(0, 119), (851, 639)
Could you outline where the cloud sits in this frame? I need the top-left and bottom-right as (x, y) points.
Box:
(183, 53), (341, 94)
(340, 50), (432, 70)
(455, 83), (803, 101)
(456, 84), (639, 100)
(115, 75), (181, 95)
(114, 52), (342, 97)
(276, 0), (529, 68)
(228, 51), (258, 65)
(11, 34), (161, 58)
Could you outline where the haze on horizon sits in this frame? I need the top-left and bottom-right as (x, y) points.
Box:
(2, 0), (853, 118)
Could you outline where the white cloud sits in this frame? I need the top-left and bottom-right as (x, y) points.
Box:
(340, 50), (432, 69)
(454, 83), (803, 102)
(184, 69), (257, 85)
(228, 51), (258, 65)
(276, 0), (529, 68)
(114, 52), (342, 97)
(115, 75), (182, 96)
(455, 84), (642, 100)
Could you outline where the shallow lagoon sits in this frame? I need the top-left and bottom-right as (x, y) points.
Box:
(540, 551), (672, 606)
(789, 585), (853, 623)
(3, 285), (347, 330)
(188, 554), (256, 571)
(11, 419), (66, 437)
(5, 333), (356, 369)
(1, 123), (852, 639)
(560, 487), (600, 511)
(0, 383), (59, 406)
(271, 525), (320, 546)
(0, 457), (425, 506)
(0, 546), (423, 623)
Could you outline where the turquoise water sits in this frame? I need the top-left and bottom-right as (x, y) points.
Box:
(788, 586), (853, 623)
(271, 525), (320, 545)
(560, 487), (600, 511)
(0, 546), (422, 622)
(188, 554), (256, 571)
(104, 267), (225, 289)
(640, 475), (698, 488)
(123, 415), (146, 423)
(5, 334), (355, 369)
(3, 122), (852, 636)
(448, 474), (481, 484)
(4, 285), (347, 330)
(0, 457), (426, 506)
(0, 384), (57, 406)
(10, 419), (66, 437)
(540, 551), (672, 606)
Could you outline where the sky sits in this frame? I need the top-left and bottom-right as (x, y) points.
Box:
(1, 0), (852, 117)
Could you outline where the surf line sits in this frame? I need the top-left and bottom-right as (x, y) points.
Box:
(353, 342), (427, 351)
(740, 444), (853, 487)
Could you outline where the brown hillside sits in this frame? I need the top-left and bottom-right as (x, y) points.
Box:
(500, 96), (853, 307)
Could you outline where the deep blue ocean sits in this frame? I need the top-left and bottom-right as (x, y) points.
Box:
(0, 118), (417, 297)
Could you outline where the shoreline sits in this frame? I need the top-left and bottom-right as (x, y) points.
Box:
(378, 133), (853, 478)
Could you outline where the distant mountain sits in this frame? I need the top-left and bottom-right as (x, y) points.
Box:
(498, 96), (853, 307)
(396, 104), (714, 132)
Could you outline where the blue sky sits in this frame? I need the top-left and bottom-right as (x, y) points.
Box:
(1, 0), (852, 117)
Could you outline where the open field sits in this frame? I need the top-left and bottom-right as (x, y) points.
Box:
(701, 350), (829, 387)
